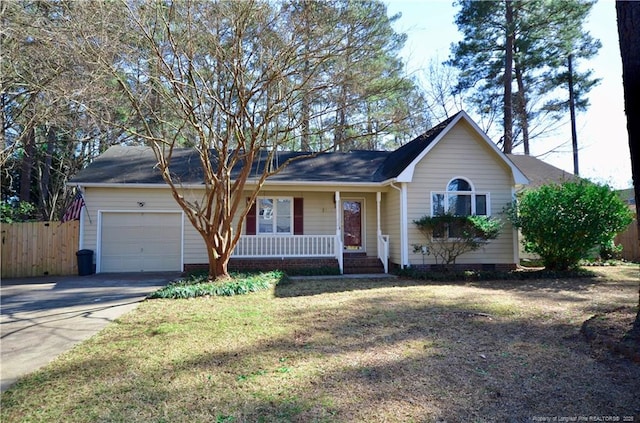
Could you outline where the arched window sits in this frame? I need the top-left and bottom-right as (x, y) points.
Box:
(447, 178), (472, 192)
(431, 177), (489, 238)
(431, 177), (489, 217)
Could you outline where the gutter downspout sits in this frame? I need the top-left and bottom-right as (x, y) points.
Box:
(390, 181), (408, 269)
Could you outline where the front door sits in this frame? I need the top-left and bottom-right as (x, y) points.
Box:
(342, 200), (363, 251)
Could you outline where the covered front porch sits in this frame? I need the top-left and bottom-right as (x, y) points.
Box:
(231, 191), (390, 274)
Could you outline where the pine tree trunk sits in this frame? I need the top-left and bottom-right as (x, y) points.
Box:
(568, 54), (579, 176)
(334, 103), (346, 151)
(616, 0), (640, 337)
(503, 0), (514, 154)
(514, 65), (530, 155)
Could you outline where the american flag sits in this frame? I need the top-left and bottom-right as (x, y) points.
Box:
(62, 192), (85, 222)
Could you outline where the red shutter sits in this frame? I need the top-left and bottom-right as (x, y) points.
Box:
(293, 197), (303, 235)
(246, 198), (256, 235)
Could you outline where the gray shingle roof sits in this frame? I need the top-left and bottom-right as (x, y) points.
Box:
(507, 154), (578, 188)
(71, 112), (535, 187)
(70, 146), (203, 184)
(70, 146), (395, 185)
(71, 115), (458, 185)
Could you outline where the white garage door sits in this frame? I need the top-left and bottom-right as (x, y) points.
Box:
(100, 212), (182, 272)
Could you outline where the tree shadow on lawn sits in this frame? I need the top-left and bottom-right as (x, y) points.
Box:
(275, 271), (613, 299)
(5, 292), (638, 422)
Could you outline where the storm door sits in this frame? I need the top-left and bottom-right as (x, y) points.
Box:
(342, 200), (363, 251)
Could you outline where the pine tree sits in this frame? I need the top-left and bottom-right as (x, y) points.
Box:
(538, 0), (601, 175)
(448, 0), (600, 155)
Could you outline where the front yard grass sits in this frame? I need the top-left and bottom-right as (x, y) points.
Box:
(2, 265), (639, 422)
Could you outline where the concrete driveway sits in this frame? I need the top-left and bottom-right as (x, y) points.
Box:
(0, 272), (179, 392)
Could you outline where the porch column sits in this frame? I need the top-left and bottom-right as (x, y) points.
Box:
(376, 191), (381, 237)
(400, 182), (409, 268)
(335, 191), (341, 235)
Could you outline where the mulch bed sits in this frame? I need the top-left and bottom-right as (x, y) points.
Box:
(581, 306), (640, 363)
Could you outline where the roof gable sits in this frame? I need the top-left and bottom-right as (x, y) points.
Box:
(373, 113), (460, 181)
(389, 111), (527, 185)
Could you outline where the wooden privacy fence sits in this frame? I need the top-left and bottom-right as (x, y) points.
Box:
(615, 212), (639, 262)
(1, 221), (80, 278)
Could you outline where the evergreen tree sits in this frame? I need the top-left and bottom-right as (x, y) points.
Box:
(538, 0), (601, 174)
(327, 0), (427, 151)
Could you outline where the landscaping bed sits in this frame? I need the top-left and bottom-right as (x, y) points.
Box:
(1, 265), (638, 422)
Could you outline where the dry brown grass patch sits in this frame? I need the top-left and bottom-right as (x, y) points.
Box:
(1, 265), (639, 422)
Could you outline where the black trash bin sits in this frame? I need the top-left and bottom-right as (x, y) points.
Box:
(76, 249), (94, 276)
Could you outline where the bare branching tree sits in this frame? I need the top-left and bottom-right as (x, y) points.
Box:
(420, 58), (465, 124)
(68, 0), (395, 279)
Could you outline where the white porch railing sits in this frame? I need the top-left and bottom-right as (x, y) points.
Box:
(232, 235), (337, 258)
(378, 233), (389, 273)
(232, 233), (387, 275)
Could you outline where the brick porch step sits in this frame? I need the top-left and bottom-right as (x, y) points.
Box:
(343, 256), (385, 274)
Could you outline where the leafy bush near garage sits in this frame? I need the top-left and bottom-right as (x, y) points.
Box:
(148, 271), (286, 299)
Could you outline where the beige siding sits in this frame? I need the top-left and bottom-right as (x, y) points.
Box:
(248, 191), (380, 256)
(406, 120), (517, 265)
(188, 190), (340, 264)
(250, 190), (336, 236)
(82, 187), (387, 266)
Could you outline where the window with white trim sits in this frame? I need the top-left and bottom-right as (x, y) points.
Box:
(431, 178), (489, 238)
(258, 197), (292, 234)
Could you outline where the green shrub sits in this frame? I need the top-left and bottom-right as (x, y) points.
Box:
(598, 239), (623, 260)
(413, 214), (503, 268)
(149, 271), (286, 299)
(506, 181), (633, 271)
(0, 201), (36, 223)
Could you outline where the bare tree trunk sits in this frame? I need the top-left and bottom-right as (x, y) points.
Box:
(334, 101), (346, 151)
(616, 0), (640, 336)
(205, 238), (231, 280)
(503, 0), (514, 154)
(300, 2), (311, 152)
(301, 88), (310, 151)
(39, 125), (55, 217)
